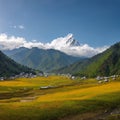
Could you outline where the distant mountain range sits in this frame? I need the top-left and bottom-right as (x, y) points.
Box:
(3, 47), (82, 72)
(0, 50), (35, 77)
(2, 41), (120, 77)
(54, 42), (120, 77)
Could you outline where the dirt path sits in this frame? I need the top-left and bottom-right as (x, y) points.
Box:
(20, 96), (38, 102)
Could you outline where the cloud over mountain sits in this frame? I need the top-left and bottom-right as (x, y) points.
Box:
(0, 33), (109, 57)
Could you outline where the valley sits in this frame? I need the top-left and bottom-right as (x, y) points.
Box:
(0, 1), (120, 120)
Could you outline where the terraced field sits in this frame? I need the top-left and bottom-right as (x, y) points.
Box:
(0, 76), (120, 120)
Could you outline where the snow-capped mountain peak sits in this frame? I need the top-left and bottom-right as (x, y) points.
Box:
(48, 33), (80, 49)
(64, 34), (80, 47)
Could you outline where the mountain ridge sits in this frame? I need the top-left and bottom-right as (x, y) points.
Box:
(3, 47), (83, 72)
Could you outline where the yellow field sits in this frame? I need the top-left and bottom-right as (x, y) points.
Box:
(0, 76), (120, 120)
(0, 76), (76, 87)
(37, 81), (120, 102)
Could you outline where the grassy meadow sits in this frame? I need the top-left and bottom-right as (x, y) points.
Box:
(0, 75), (120, 120)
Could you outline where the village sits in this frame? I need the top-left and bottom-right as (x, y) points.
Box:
(0, 72), (43, 81)
(0, 71), (119, 91)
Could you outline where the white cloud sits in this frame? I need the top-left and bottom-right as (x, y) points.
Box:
(60, 45), (108, 57)
(11, 25), (25, 29)
(0, 33), (44, 50)
(0, 33), (109, 57)
(23, 41), (44, 49)
(0, 33), (26, 50)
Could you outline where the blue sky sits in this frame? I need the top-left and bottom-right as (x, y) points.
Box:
(0, 0), (120, 47)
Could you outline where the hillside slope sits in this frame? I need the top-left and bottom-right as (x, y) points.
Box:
(55, 42), (120, 77)
(0, 50), (34, 77)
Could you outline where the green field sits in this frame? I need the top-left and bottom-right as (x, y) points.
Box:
(0, 75), (120, 120)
